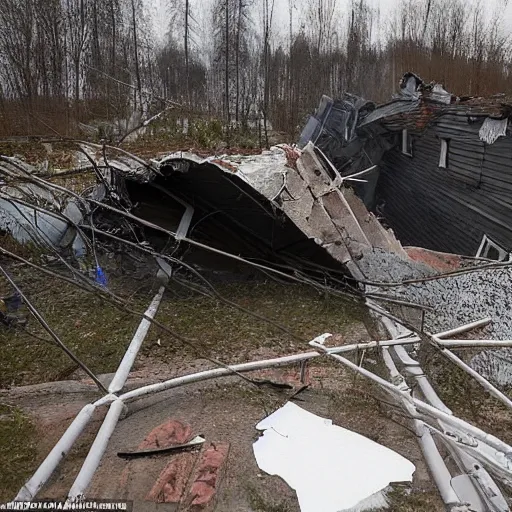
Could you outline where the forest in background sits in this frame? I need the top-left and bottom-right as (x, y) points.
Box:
(0, 0), (511, 142)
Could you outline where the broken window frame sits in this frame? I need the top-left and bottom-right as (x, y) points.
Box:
(401, 129), (413, 157)
(439, 138), (450, 168)
(476, 234), (511, 261)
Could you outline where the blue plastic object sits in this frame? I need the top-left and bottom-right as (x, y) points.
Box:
(95, 266), (108, 287)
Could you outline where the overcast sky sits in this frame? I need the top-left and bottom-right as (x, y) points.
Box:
(152, 0), (512, 45)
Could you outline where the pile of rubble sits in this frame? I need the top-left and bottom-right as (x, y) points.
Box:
(1, 84), (512, 510)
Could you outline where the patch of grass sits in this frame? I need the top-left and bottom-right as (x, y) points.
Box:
(0, 234), (45, 262)
(0, 265), (143, 388)
(247, 485), (293, 512)
(144, 282), (366, 363)
(0, 405), (38, 501)
(0, 259), (366, 388)
(384, 487), (443, 511)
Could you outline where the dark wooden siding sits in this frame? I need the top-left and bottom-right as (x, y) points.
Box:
(377, 116), (512, 256)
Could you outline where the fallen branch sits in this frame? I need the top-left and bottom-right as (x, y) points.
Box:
(117, 107), (174, 145)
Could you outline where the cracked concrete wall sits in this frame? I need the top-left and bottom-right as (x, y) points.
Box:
(278, 143), (405, 266)
(359, 248), (512, 386)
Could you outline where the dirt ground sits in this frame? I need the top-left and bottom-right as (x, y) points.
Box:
(0, 252), (447, 510)
(1, 357), (444, 511)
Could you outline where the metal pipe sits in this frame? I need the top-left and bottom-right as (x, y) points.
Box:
(444, 439), (511, 511)
(380, 344), (460, 504)
(344, 165), (378, 181)
(119, 338), (420, 402)
(403, 366), (453, 415)
(436, 342), (512, 411)
(372, 306), (452, 413)
(16, 404), (97, 501)
(392, 346), (453, 415)
(369, 302), (510, 505)
(416, 422), (461, 504)
(108, 287), (165, 393)
(68, 400), (125, 499)
(387, 342), (509, 508)
(438, 340), (512, 348)
(394, 345), (420, 366)
(434, 427), (512, 490)
(310, 341), (512, 458)
(381, 347), (409, 391)
(435, 318), (492, 340)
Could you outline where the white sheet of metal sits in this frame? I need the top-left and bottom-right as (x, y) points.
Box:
(253, 402), (415, 512)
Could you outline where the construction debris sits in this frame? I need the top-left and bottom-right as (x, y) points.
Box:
(253, 401), (415, 512)
(117, 435), (205, 459)
(2, 73), (512, 511)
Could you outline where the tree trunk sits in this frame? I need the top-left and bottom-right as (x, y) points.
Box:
(224, 0), (230, 142)
(235, 0), (242, 128)
(131, 0), (142, 112)
(185, 0), (190, 104)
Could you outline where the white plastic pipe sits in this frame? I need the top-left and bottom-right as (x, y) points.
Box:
(435, 318), (492, 340)
(380, 344), (460, 504)
(108, 287), (165, 393)
(16, 404), (97, 501)
(310, 341), (512, 459)
(119, 338), (420, 402)
(394, 344), (420, 366)
(381, 347), (409, 391)
(68, 399), (125, 499)
(418, 425), (461, 504)
(443, 438), (511, 511)
(387, 335), (505, 506)
(392, 346), (453, 415)
(401, 364), (453, 415)
(434, 427), (512, 490)
(438, 340), (512, 348)
(437, 342), (512, 411)
(369, 304), (511, 505)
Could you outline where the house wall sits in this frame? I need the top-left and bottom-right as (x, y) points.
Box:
(377, 113), (512, 256)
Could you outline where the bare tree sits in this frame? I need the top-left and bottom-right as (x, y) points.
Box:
(65, 0), (89, 120)
(262, 0), (275, 147)
(0, 0), (511, 139)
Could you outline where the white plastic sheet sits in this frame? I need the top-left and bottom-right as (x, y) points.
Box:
(253, 402), (415, 512)
(479, 117), (508, 145)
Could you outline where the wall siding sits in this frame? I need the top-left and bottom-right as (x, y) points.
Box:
(377, 118), (512, 256)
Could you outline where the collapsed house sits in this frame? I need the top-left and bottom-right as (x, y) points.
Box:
(303, 72), (512, 259)
(2, 74), (512, 511)
(299, 72), (512, 388)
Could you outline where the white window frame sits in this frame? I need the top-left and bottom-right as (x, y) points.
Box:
(439, 138), (449, 168)
(402, 129), (413, 157)
(476, 234), (511, 261)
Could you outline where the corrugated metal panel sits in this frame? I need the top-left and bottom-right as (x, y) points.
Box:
(359, 100), (421, 126)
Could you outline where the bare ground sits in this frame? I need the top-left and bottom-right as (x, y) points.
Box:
(2, 251), (511, 510)
(1, 360), (444, 511)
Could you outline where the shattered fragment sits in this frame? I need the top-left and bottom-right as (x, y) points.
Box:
(253, 402), (415, 512)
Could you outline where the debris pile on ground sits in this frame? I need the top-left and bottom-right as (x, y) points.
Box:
(1, 116), (512, 512)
